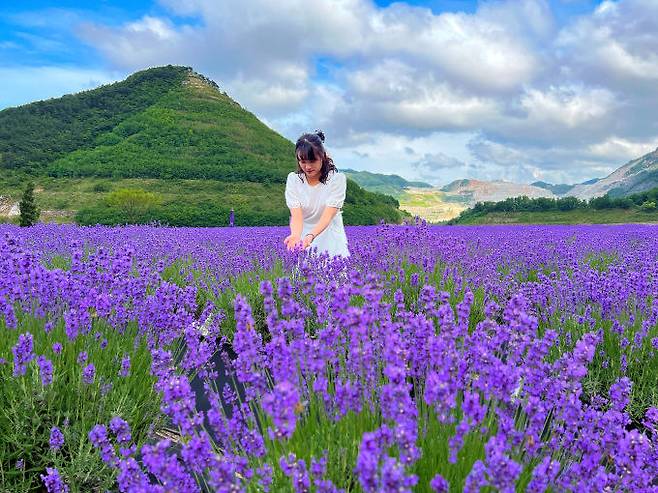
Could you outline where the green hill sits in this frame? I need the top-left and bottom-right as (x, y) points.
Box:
(342, 168), (431, 198)
(0, 65), (407, 226)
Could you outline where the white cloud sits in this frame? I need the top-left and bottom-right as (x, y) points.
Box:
(556, 0), (658, 84)
(340, 60), (501, 132)
(587, 136), (658, 162)
(7, 0), (656, 186)
(519, 85), (616, 128)
(366, 2), (541, 92)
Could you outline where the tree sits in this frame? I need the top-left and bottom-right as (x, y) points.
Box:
(106, 188), (162, 223)
(19, 181), (39, 227)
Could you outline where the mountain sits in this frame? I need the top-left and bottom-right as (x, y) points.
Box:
(342, 169), (432, 198)
(344, 148), (658, 223)
(0, 65), (406, 226)
(339, 169), (468, 222)
(567, 148), (658, 199)
(440, 179), (555, 204)
(531, 181), (575, 195)
(531, 177), (602, 196)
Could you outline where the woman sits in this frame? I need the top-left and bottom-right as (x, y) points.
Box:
(283, 130), (350, 258)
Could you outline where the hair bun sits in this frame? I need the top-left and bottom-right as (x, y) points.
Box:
(314, 129), (325, 143)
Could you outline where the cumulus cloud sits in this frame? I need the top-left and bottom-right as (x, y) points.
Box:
(410, 151), (483, 183)
(587, 136), (658, 161)
(557, 0), (658, 85)
(45, 0), (658, 184)
(333, 60), (502, 134)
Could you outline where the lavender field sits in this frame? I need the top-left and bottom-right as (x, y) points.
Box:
(1, 222), (657, 493)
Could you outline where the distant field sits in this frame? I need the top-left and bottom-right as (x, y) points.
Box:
(455, 208), (658, 224)
(398, 187), (468, 223)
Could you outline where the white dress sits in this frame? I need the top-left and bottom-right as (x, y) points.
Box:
(285, 170), (350, 258)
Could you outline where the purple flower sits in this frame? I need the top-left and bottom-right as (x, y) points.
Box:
(12, 332), (35, 376)
(119, 354), (130, 377)
(142, 439), (200, 492)
(159, 374), (203, 436)
(527, 456), (560, 493)
(89, 424), (117, 466)
(644, 406), (658, 432)
(116, 457), (152, 491)
(261, 380), (301, 440)
(52, 342), (63, 355)
(37, 355), (54, 386)
(181, 432), (215, 473)
(40, 467), (69, 493)
(109, 416), (135, 457)
(49, 426), (64, 451)
(109, 417), (132, 444)
(82, 363), (95, 384)
(609, 377), (632, 411)
(430, 474), (449, 492)
(280, 453), (311, 493)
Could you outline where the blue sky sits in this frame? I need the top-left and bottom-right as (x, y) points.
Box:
(1, 0), (656, 186)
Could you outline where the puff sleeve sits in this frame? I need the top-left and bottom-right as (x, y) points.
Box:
(325, 172), (346, 209)
(285, 172), (303, 209)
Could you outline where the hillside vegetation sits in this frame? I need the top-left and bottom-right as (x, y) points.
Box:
(450, 187), (658, 225)
(0, 66), (406, 226)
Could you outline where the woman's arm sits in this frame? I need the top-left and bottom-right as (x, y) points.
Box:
(304, 206), (338, 244)
(284, 207), (304, 250)
(289, 207), (303, 237)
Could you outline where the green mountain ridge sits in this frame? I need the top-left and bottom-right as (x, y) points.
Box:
(0, 65), (407, 226)
(341, 168), (432, 198)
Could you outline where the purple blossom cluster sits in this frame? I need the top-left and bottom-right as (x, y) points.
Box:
(2, 222), (658, 491)
(40, 467), (69, 493)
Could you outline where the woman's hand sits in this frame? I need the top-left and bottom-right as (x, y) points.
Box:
(283, 234), (302, 251)
(302, 234), (314, 249)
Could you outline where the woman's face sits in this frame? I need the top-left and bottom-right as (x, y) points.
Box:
(298, 154), (323, 178)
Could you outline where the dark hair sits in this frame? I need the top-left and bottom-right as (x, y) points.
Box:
(294, 130), (336, 184)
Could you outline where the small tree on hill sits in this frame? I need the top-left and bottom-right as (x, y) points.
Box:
(106, 188), (161, 223)
(19, 181), (39, 227)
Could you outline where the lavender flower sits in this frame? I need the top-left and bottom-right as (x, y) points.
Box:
(37, 355), (54, 386)
(261, 380), (301, 440)
(49, 426), (64, 451)
(82, 363), (95, 384)
(12, 332), (34, 376)
(119, 354), (130, 377)
(40, 467), (69, 493)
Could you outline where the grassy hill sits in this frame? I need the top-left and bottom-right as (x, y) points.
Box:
(0, 65), (407, 226)
(342, 169), (431, 198)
